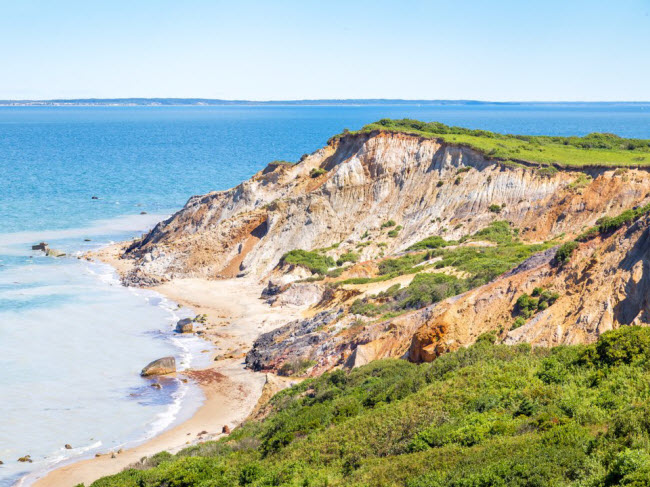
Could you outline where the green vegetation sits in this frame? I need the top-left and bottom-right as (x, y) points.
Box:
(88, 327), (650, 487)
(338, 222), (548, 292)
(278, 359), (316, 377)
(310, 167), (327, 178)
(407, 235), (454, 251)
(432, 243), (549, 288)
(343, 119), (650, 168)
(512, 316), (527, 329)
(555, 241), (579, 264)
(515, 287), (560, 318)
(350, 222), (549, 316)
(351, 273), (469, 316)
(381, 219), (397, 228)
(387, 225), (402, 238)
(488, 204), (502, 214)
(462, 220), (515, 245)
(567, 173), (593, 191)
(553, 202), (650, 266)
(336, 252), (359, 267)
(281, 249), (335, 275)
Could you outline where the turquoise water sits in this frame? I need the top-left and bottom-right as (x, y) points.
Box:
(1, 104), (649, 486)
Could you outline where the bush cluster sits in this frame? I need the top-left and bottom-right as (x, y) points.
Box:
(281, 249), (335, 275)
(89, 327), (650, 487)
(515, 287), (559, 318)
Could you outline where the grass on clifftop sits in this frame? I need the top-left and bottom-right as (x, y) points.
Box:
(342, 118), (650, 168)
(87, 326), (650, 487)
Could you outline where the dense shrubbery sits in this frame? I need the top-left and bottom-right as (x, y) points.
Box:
(88, 327), (650, 487)
(555, 240), (579, 264)
(336, 252), (359, 266)
(281, 249), (335, 274)
(515, 287), (560, 318)
(462, 220), (514, 244)
(407, 235), (453, 251)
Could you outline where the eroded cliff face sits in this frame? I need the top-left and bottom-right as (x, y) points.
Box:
(120, 130), (650, 375)
(410, 213), (650, 361)
(123, 131), (650, 283)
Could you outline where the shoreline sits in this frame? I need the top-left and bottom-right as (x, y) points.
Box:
(31, 244), (302, 487)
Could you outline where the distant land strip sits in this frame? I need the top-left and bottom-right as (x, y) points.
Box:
(1, 98), (649, 106)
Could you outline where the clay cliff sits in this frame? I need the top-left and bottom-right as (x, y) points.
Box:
(120, 129), (650, 375)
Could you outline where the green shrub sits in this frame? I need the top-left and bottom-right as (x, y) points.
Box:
(281, 249), (335, 274)
(466, 220), (514, 244)
(408, 235), (454, 251)
(555, 241), (579, 264)
(397, 273), (468, 309)
(582, 326), (650, 367)
(387, 225), (402, 238)
(89, 328), (650, 487)
(515, 288), (559, 318)
(336, 252), (359, 266)
(488, 204), (502, 213)
(436, 180), (444, 187)
(381, 219), (397, 228)
(310, 167), (327, 178)
(512, 316), (526, 329)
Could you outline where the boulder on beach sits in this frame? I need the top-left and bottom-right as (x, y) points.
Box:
(140, 356), (176, 376)
(175, 318), (194, 333)
(222, 425), (231, 434)
(31, 242), (48, 251)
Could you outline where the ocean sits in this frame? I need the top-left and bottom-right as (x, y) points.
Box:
(1, 104), (649, 486)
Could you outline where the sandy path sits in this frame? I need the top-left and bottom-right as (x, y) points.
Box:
(32, 247), (303, 487)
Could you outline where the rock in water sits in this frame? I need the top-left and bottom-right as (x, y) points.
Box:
(45, 248), (66, 258)
(140, 356), (176, 376)
(91, 196), (99, 200)
(175, 318), (194, 333)
(18, 455), (32, 463)
(31, 242), (48, 251)
(64, 444), (72, 449)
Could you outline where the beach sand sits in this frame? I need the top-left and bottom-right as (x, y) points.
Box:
(32, 245), (302, 487)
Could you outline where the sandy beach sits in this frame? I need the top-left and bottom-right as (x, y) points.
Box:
(31, 245), (302, 487)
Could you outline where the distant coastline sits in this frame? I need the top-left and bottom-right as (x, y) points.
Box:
(1, 98), (649, 107)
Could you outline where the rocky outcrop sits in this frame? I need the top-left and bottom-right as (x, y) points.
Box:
(140, 357), (176, 376)
(122, 132), (650, 284)
(245, 309), (344, 373)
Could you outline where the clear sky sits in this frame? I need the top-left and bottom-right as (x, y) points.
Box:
(1, 0), (649, 101)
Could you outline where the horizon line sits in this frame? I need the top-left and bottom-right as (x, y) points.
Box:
(1, 97), (649, 106)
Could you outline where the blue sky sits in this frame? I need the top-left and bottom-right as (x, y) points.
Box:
(1, 0), (649, 101)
